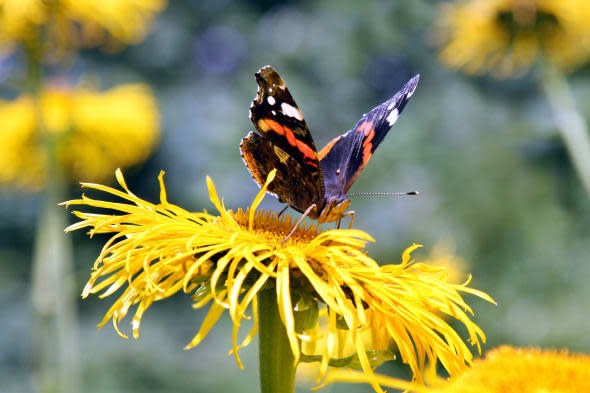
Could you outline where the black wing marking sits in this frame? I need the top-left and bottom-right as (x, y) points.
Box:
(319, 74), (419, 195)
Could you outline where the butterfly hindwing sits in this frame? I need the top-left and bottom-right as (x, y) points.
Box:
(319, 75), (420, 195)
(240, 131), (322, 214)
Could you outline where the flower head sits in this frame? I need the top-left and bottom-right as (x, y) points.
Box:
(434, 346), (590, 393)
(328, 346), (590, 393)
(441, 346), (590, 392)
(436, 0), (590, 77)
(0, 83), (159, 190)
(64, 169), (494, 392)
(0, 0), (166, 54)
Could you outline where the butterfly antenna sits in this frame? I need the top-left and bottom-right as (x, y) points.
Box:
(348, 191), (419, 197)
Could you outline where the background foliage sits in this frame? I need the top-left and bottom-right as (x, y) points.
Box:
(1, 0), (588, 392)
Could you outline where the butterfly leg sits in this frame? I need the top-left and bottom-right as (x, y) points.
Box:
(282, 204), (316, 245)
(277, 205), (289, 219)
(336, 210), (355, 229)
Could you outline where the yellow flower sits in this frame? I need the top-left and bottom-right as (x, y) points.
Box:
(433, 346), (590, 393)
(0, 83), (159, 190)
(0, 0), (166, 53)
(327, 346), (590, 392)
(436, 0), (590, 77)
(0, 0), (46, 50)
(63, 169), (494, 392)
(418, 242), (468, 285)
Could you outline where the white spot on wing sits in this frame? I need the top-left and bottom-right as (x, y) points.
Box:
(268, 87), (273, 93)
(281, 102), (303, 120)
(267, 96), (276, 105)
(271, 110), (276, 115)
(386, 108), (399, 126)
(387, 101), (397, 111)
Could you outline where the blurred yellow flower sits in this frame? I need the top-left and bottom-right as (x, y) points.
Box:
(0, 0), (46, 49)
(419, 242), (468, 285)
(0, 83), (160, 190)
(436, 345), (590, 392)
(63, 169), (494, 393)
(327, 346), (590, 392)
(436, 0), (590, 77)
(0, 0), (166, 53)
(435, 346), (590, 392)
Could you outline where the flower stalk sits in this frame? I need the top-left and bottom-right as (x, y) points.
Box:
(539, 62), (590, 199)
(258, 288), (297, 393)
(27, 41), (80, 393)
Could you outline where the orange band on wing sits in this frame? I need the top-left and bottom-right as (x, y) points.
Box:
(296, 140), (318, 166)
(318, 135), (342, 160)
(258, 118), (318, 164)
(361, 125), (375, 166)
(356, 120), (375, 137)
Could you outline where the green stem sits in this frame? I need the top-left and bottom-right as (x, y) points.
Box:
(26, 39), (80, 393)
(257, 289), (297, 393)
(539, 63), (590, 199)
(25, 40), (42, 94)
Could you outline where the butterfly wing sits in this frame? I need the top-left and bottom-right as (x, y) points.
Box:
(240, 131), (321, 215)
(249, 66), (322, 174)
(242, 66), (324, 214)
(319, 75), (419, 195)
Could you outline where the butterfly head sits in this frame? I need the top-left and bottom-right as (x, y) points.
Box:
(317, 194), (350, 223)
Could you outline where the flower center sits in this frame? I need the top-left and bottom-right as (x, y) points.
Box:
(496, 3), (560, 38)
(230, 208), (322, 245)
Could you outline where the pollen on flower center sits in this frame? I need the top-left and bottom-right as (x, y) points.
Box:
(230, 207), (322, 246)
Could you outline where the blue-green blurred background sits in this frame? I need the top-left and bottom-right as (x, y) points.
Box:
(1, 0), (589, 392)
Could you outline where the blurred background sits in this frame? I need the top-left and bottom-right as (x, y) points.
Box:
(1, 0), (589, 392)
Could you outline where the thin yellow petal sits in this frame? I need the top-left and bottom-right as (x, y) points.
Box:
(249, 168), (276, 231)
(206, 175), (239, 230)
(184, 299), (226, 350)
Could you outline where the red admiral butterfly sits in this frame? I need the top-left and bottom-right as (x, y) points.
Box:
(240, 65), (419, 225)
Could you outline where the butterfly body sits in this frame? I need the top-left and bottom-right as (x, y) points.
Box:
(240, 65), (419, 223)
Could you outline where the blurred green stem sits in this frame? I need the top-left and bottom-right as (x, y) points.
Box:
(26, 41), (80, 393)
(540, 63), (590, 199)
(257, 289), (297, 393)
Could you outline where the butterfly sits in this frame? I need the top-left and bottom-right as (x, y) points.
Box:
(240, 65), (419, 225)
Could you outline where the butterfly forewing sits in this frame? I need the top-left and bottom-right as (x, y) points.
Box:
(249, 66), (323, 178)
(243, 66), (325, 216)
(319, 75), (420, 195)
